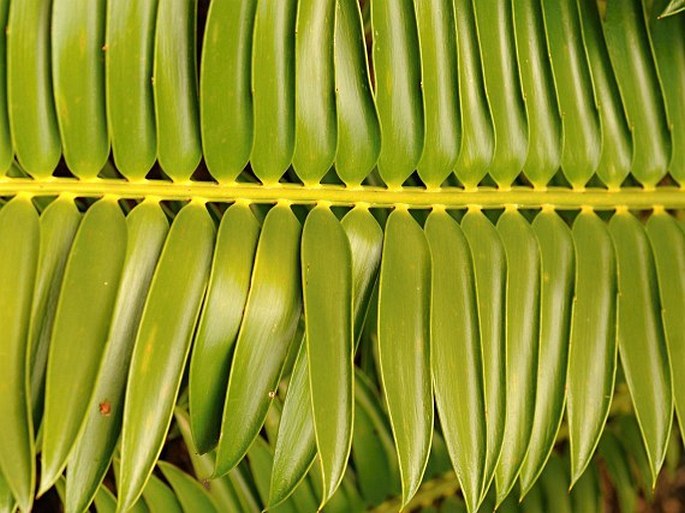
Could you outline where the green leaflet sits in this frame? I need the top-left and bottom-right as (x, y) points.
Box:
(460, 209), (505, 500)
(28, 196), (81, 425)
(333, 0), (380, 186)
(269, 206), (383, 506)
(647, 212), (685, 440)
(539, 454), (571, 513)
(248, 438), (298, 513)
(371, 0), (424, 187)
(200, 0), (257, 182)
(40, 198), (127, 494)
(645, 0), (685, 184)
(494, 210), (540, 504)
(576, 0), (632, 189)
(293, 0), (336, 184)
(519, 211), (574, 497)
(153, 0), (201, 180)
(598, 431), (637, 513)
(158, 461), (220, 513)
(414, 0), (460, 188)
(615, 415), (654, 500)
(189, 202), (260, 454)
(473, 0), (527, 187)
(453, 0), (493, 189)
(602, 0), (670, 188)
(425, 209), (485, 512)
(250, 0), (297, 184)
(0, 0), (11, 173)
(352, 373), (401, 506)
(512, 0), (561, 187)
(174, 408), (249, 513)
(118, 202), (215, 512)
(66, 200), (169, 513)
(378, 208), (433, 507)
(609, 211), (673, 484)
(0, 471), (14, 513)
(142, 473), (183, 513)
(567, 210), (617, 484)
(51, 0), (108, 178)
(7, 0), (61, 177)
(302, 206), (353, 506)
(106, 0), (158, 179)
(215, 204), (302, 476)
(542, 0), (600, 188)
(0, 196), (39, 512)
(569, 460), (602, 513)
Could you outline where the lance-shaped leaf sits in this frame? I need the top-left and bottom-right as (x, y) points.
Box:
(189, 202), (260, 454)
(269, 207), (383, 506)
(158, 461), (220, 513)
(378, 208), (433, 507)
(117, 202), (215, 512)
(519, 210), (574, 496)
(609, 211), (673, 484)
(371, 0), (424, 187)
(142, 473), (183, 513)
(250, 0), (297, 183)
(494, 210), (541, 504)
(333, 0), (380, 185)
(215, 204), (302, 476)
(293, 0), (337, 184)
(66, 200), (169, 513)
(569, 459), (602, 513)
(425, 209), (485, 512)
(599, 431), (637, 513)
(200, 0), (257, 182)
(461, 209), (506, 500)
(7, 0), (61, 177)
(40, 198), (127, 494)
(647, 212), (685, 440)
(0, 196), (39, 512)
(567, 210), (617, 485)
(302, 205), (353, 506)
(153, 0), (201, 180)
(106, 0), (158, 179)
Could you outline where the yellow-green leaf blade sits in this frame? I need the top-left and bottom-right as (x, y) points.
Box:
(371, 0), (424, 187)
(293, 0), (336, 184)
(0, 196), (39, 512)
(141, 473), (183, 513)
(0, 0), (11, 173)
(460, 209), (506, 500)
(414, 0), (460, 188)
(494, 210), (541, 504)
(215, 204), (302, 475)
(609, 211), (673, 484)
(153, 0), (201, 180)
(519, 210), (574, 497)
(474, 0), (527, 187)
(40, 198), (127, 494)
(542, 0), (600, 188)
(250, 0), (297, 184)
(378, 208), (433, 506)
(333, 0), (380, 186)
(602, 0), (671, 188)
(567, 210), (617, 484)
(7, 0), (61, 177)
(200, 0), (257, 182)
(66, 200), (169, 513)
(302, 206), (353, 506)
(189, 202), (260, 454)
(158, 461), (219, 513)
(647, 212), (685, 441)
(106, 0), (158, 180)
(425, 209), (485, 512)
(117, 202), (216, 512)
(51, 0), (109, 178)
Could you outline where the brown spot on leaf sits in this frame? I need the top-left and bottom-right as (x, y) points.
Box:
(99, 400), (111, 416)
